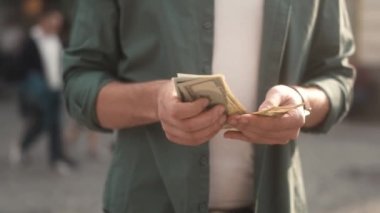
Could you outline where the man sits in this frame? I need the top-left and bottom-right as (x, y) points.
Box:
(16, 9), (75, 172)
(64, 0), (355, 212)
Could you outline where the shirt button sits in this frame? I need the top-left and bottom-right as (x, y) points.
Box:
(198, 202), (208, 212)
(199, 155), (208, 167)
(202, 21), (213, 30)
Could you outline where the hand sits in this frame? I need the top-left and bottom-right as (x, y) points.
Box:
(157, 81), (226, 146)
(224, 85), (306, 145)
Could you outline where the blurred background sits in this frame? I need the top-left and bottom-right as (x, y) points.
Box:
(0, 0), (379, 213)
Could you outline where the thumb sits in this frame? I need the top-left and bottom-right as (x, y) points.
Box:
(258, 90), (283, 111)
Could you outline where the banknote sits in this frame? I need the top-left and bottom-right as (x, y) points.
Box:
(173, 73), (246, 115)
(252, 103), (305, 117)
(173, 73), (304, 117)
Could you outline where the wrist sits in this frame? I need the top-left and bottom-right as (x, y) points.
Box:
(155, 80), (172, 120)
(289, 86), (312, 117)
(292, 86), (330, 128)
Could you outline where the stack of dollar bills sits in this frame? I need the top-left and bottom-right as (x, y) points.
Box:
(173, 73), (304, 117)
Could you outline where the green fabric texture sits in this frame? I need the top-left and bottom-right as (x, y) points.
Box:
(63, 0), (355, 212)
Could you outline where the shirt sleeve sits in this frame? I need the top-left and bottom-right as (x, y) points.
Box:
(63, 0), (120, 132)
(302, 0), (356, 133)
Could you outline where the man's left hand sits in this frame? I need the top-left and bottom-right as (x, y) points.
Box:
(224, 85), (306, 145)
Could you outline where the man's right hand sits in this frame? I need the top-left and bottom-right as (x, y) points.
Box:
(157, 81), (226, 146)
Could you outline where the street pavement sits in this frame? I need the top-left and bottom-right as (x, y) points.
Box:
(1, 92), (380, 213)
(300, 120), (380, 213)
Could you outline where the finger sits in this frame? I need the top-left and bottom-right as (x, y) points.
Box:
(226, 115), (240, 127)
(224, 130), (290, 145)
(239, 127), (301, 141)
(258, 85), (305, 111)
(171, 98), (210, 119)
(231, 113), (304, 132)
(259, 91), (283, 110)
(164, 132), (203, 146)
(226, 114), (302, 143)
(164, 115), (226, 146)
(180, 105), (226, 132)
(163, 105), (225, 132)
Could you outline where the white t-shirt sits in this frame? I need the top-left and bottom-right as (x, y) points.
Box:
(31, 26), (63, 91)
(209, 0), (264, 210)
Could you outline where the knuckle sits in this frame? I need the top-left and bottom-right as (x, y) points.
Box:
(169, 109), (180, 118)
(182, 122), (196, 132)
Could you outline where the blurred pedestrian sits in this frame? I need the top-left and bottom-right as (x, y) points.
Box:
(12, 8), (75, 173)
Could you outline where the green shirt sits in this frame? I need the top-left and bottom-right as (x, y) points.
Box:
(63, 0), (355, 212)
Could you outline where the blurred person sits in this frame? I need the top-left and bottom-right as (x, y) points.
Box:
(64, 0), (355, 213)
(11, 9), (75, 173)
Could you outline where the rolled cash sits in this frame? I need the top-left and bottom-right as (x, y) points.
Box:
(173, 73), (246, 115)
(173, 73), (304, 117)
